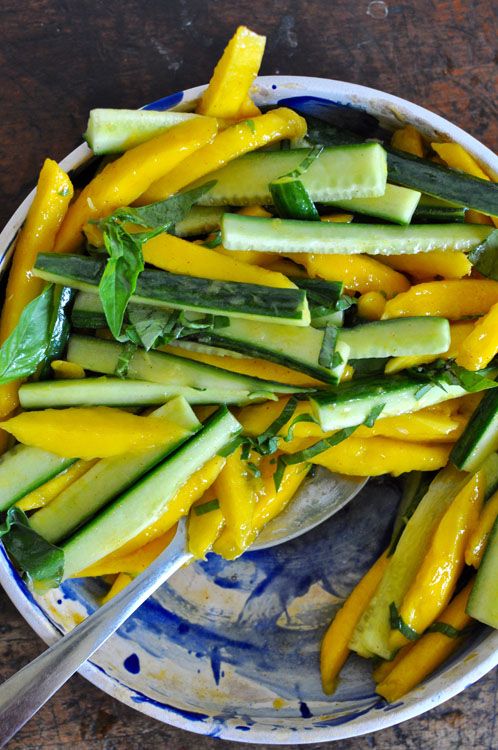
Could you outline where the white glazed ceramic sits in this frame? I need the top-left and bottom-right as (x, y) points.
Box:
(0, 77), (497, 744)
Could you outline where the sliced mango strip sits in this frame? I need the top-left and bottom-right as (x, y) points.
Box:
(162, 346), (324, 388)
(51, 360), (86, 379)
(391, 125), (425, 157)
(357, 291), (386, 320)
(188, 484), (225, 558)
(385, 320), (476, 374)
(0, 407), (189, 459)
(390, 471), (483, 651)
(101, 573), (133, 604)
(142, 232), (295, 288)
(321, 551), (388, 694)
(16, 459), (97, 511)
(139, 108), (307, 204)
(251, 458), (310, 540)
(0, 159), (73, 434)
(79, 527), (177, 577)
(381, 251), (472, 280)
(431, 142), (498, 227)
(465, 488), (498, 568)
(376, 581), (474, 702)
(297, 253), (409, 298)
(234, 96), (262, 119)
(382, 279), (498, 319)
(372, 645), (413, 684)
(197, 26), (266, 119)
(311, 437), (451, 476)
(54, 117), (218, 252)
(455, 301), (498, 371)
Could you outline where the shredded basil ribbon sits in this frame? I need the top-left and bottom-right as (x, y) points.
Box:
(389, 602), (420, 642)
(194, 498), (220, 516)
(427, 621), (472, 639)
(318, 325), (339, 369)
(468, 229), (498, 280)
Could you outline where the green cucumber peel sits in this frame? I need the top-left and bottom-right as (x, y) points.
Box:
(389, 602), (420, 642)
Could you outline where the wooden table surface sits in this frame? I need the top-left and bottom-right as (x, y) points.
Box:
(0, 1), (497, 748)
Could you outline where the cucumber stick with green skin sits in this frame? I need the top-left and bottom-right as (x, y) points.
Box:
(30, 397), (200, 545)
(189, 318), (350, 384)
(311, 374), (469, 431)
(84, 108), (201, 154)
(339, 317), (450, 360)
(33, 253), (310, 326)
(451, 388), (498, 472)
(174, 206), (225, 237)
(467, 515), (498, 628)
(61, 407), (241, 580)
(412, 195), (466, 224)
(0, 446), (76, 512)
(221, 214), (492, 256)
(328, 183), (422, 225)
(64, 335), (302, 396)
(193, 144), (387, 205)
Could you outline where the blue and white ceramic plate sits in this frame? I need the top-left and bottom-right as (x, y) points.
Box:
(1, 77), (497, 744)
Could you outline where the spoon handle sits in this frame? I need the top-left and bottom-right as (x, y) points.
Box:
(0, 519), (193, 748)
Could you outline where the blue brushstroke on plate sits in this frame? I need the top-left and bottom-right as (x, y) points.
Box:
(143, 91), (184, 111)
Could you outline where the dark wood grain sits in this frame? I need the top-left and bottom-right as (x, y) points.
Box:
(0, 1), (497, 747)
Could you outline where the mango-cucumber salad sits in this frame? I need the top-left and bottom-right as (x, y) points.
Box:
(0, 26), (497, 702)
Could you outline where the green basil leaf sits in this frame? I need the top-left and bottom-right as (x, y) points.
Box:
(389, 602), (420, 641)
(468, 229), (498, 280)
(0, 285), (54, 384)
(318, 325), (338, 368)
(111, 182), (216, 230)
(0, 507), (64, 585)
(194, 498), (220, 516)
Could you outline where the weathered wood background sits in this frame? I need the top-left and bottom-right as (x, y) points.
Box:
(0, 0), (497, 747)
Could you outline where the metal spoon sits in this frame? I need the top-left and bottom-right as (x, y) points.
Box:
(0, 468), (365, 747)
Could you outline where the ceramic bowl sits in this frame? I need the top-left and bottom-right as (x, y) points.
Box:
(0, 76), (497, 744)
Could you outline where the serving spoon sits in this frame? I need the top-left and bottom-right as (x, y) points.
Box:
(0, 468), (366, 747)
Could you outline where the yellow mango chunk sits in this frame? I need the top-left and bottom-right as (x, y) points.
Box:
(376, 581), (474, 702)
(16, 459), (97, 511)
(197, 26), (266, 119)
(372, 645), (412, 684)
(391, 125), (425, 157)
(357, 291), (386, 320)
(142, 232), (295, 288)
(162, 346), (323, 387)
(356, 411), (465, 443)
(54, 117), (218, 252)
(234, 96), (262, 119)
(51, 360), (86, 379)
(0, 159), (73, 432)
(251, 460), (310, 540)
(465, 488), (498, 568)
(382, 279), (498, 319)
(455, 301), (498, 371)
(320, 213), (354, 223)
(297, 253), (409, 298)
(79, 527), (177, 577)
(385, 320), (476, 373)
(264, 258), (309, 277)
(212, 445), (259, 559)
(381, 251), (472, 280)
(390, 472), (483, 651)
(321, 551), (388, 694)
(101, 573), (133, 604)
(188, 485), (225, 558)
(114, 454), (225, 557)
(139, 108), (307, 204)
(1, 407), (188, 459)
(312, 437), (451, 476)
(238, 205), (272, 219)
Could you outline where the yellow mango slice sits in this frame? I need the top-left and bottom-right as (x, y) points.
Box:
(139, 108), (307, 204)
(54, 117), (218, 252)
(142, 232), (295, 288)
(16, 459), (97, 511)
(391, 125), (425, 157)
(212, 445), (259, 559)
(312, 437), (451, 476)
(188, 484), (225, 558)
(79, 527), (177, 577)
(357, 291), (386, 320)
(382, 279), (498, 319)
(251, 460), (310, 540)
(234, 96), (262, 119)
(197, 26), (266, 119)
(1, 407), (188, 459)
(465, 488), (498, 567)
(455, 301), (498, 371)
(320, 213), (354, 223)
(162, 346), (323, 387)
(385, 320), (476, 373)
(380, 251), (472, 280)
(0, 159), (73, 435)
(297, 253), (409, 297)
(101, 573), (133, 603)
(321, 551), (389, 694)
(51, 360), (86, 379)
(390, 472), (483, 651)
